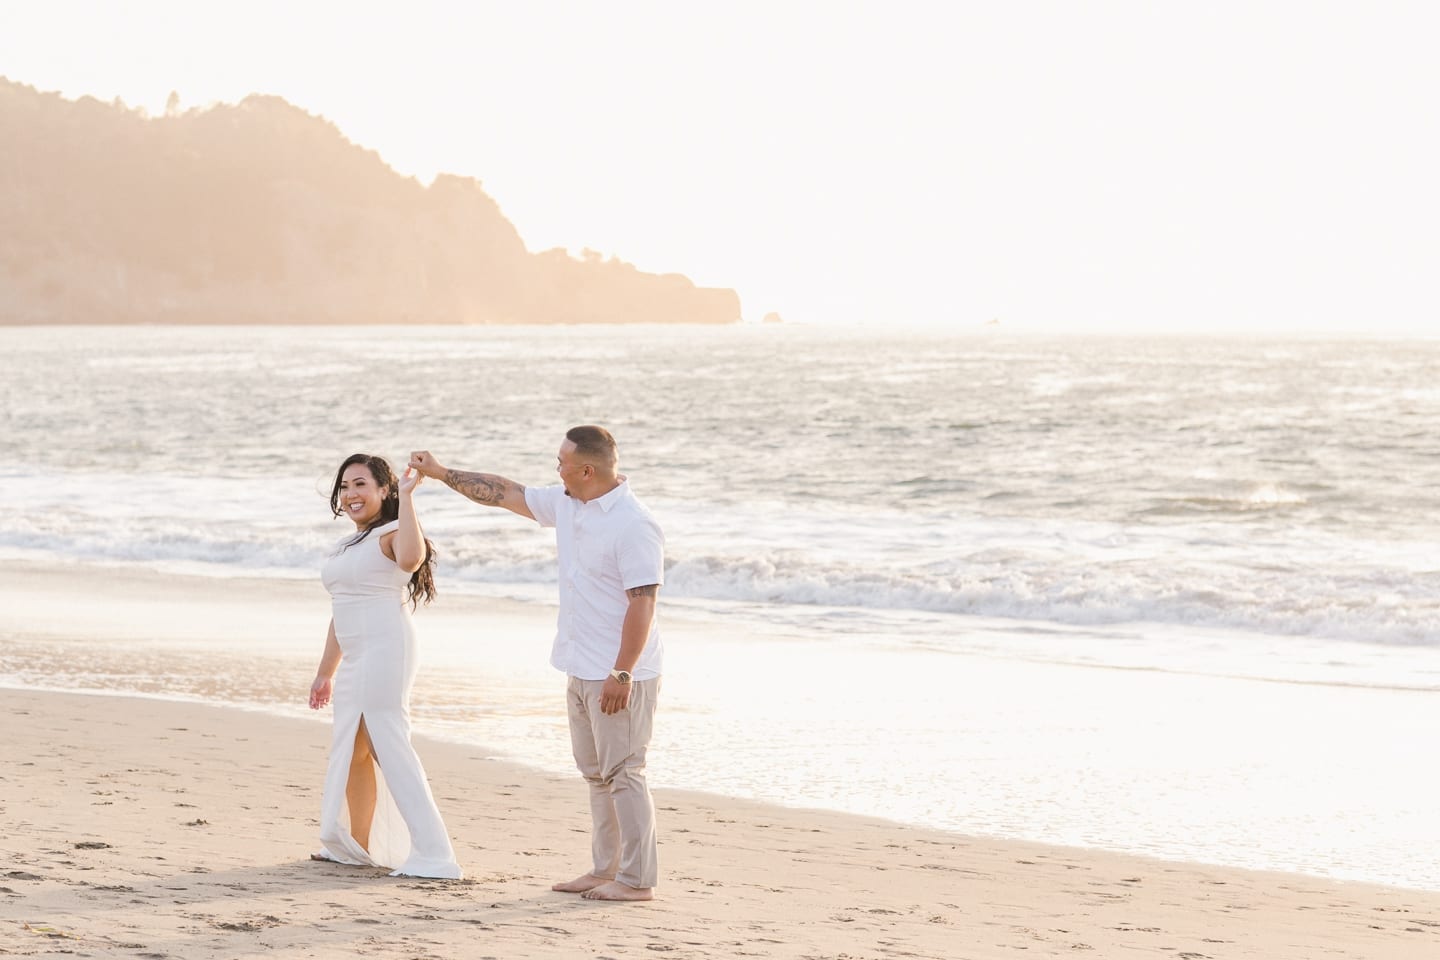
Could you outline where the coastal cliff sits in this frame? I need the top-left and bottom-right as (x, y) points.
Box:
(0, 79), (740, 325)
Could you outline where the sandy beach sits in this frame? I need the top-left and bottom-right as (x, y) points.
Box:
(4, 558), (1440, 959)
(2, 684), (1438, 960)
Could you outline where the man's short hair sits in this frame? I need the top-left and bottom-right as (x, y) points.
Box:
(566, 424), (618, 468)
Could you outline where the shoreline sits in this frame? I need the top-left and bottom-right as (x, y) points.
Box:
(4, 687), (1439, 959)
(4, 557), (1440, 896)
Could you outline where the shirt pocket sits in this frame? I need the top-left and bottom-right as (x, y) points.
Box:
(575, 536), (617, 584)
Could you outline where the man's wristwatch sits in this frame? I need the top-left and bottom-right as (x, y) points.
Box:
(610, 669), (633, 684)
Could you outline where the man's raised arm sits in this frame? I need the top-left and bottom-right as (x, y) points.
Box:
(408, 450), (534, 520)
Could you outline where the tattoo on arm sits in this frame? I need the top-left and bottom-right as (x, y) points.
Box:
(444, 469), (522, 506)
(627, 584), (660, 600)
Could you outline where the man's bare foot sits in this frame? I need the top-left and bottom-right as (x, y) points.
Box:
(581, 880), (654, 901)
(551, 873), (610, 893)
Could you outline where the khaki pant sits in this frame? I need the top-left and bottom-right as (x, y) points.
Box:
(566, 675), (660, 889)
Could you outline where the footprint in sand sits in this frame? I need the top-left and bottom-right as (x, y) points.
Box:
(212, 915), (282, 932)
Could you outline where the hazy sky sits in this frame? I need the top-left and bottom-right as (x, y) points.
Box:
(4, 1), (1438, 333)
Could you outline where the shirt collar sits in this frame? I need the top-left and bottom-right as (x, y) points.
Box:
(589, 476), (630, 512)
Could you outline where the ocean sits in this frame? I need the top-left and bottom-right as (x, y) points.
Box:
(3, 324), (1438, 890)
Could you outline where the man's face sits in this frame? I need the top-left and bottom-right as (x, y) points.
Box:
(556, 439), (588, 497)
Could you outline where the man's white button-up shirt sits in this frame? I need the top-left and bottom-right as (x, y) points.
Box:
(524, 479), (665, 681)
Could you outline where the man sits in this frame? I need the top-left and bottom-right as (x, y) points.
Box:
(409, 425), (664, 902)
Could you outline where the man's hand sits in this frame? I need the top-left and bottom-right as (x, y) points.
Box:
(600, 676), (632, 715)
(409, 450), (446, 480)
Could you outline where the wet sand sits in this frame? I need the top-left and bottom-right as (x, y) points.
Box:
(3, 687), (1439, 959)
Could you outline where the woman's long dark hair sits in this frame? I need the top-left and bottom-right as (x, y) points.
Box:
(329, 453), (437, 608)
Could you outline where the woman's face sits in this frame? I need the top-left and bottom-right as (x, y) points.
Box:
(338, 463), (388, 527)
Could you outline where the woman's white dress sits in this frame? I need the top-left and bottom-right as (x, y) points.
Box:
(317, 519), (463, 879)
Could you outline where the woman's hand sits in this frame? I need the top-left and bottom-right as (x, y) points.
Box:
(309, 676), (333, 710)
(398, 465), (424, 495)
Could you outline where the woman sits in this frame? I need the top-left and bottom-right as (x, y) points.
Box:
(308, 453), (463, 879)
